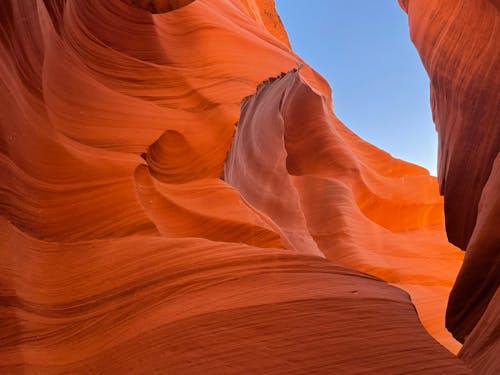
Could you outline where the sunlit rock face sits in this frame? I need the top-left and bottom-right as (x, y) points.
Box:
(399, 0), (499, 374)
(0, 0), (478, 373)
(238, 0), (291, 47)
(226, 69), (468, 354)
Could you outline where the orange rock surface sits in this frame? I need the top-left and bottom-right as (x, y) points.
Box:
(0, 0), (487, 373)
(400, 1), (499, 373)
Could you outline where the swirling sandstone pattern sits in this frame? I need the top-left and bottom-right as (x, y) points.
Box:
(121, 0), (195, 13)
(400, 1), (499, 373)
(0, 0), (482, 373)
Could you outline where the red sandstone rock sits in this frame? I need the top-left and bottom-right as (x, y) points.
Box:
(226, 69), (465, 353)
(0, 0), (479, 373)
(458, 288), (500, 375)
(400, 1), (499, 373)
(121, 0), (195, 13)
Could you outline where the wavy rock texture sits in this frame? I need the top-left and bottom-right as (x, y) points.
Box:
(226, 69), (466, 353)
(121, 0), (195, 13)
(0, 0), (476, 373)
(400, 1), (499, 373)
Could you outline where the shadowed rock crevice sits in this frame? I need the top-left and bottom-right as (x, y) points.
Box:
(399, 1), (499, 373)
(120, 0), (195, 13)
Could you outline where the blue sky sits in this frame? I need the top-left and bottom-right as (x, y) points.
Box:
(275, 0), (437, 175)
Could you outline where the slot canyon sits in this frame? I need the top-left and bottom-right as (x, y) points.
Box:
(0, 0), (498, 373)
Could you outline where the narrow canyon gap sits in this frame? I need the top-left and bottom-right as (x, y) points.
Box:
(0, 0), (497, 374)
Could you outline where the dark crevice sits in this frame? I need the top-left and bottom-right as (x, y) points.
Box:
(120, 0), (195, 14)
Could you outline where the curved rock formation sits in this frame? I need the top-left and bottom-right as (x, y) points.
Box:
(0, 0), (481, 373)
(399, 0), (499, 373)
(226, 68), (465, 353)
(120, 0), (195, 13)
(238, 0), (291, 47)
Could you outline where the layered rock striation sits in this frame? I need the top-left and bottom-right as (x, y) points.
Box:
(400, 1), (499, 373)
(0, 0), (490, 373)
